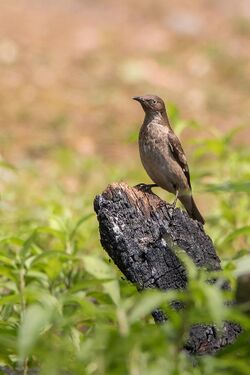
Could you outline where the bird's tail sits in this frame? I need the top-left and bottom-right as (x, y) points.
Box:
(179, 195), (205, 225)
(190, 197), (205, 224)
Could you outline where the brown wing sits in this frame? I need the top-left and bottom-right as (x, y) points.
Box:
(168, 131), (191, 189)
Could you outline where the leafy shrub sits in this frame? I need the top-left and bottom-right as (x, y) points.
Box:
(0, 122), (249, 374)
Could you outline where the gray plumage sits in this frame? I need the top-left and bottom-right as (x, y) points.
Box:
(133, 94), (205, 225)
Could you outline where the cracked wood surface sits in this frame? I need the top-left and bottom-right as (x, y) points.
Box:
(94, 182), (241, 354)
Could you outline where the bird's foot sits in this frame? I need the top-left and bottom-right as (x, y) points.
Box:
(170, 189), (179, 209)
(134, 183), (158, 194)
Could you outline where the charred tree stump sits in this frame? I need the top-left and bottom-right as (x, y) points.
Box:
(94, 182), (241, 355)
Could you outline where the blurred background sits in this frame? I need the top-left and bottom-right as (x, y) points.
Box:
(0, 0), (250, 249)
(0, 1), (250, 373)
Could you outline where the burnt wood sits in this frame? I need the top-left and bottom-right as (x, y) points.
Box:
(94, 182), (241, 354)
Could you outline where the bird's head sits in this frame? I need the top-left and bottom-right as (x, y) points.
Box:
(133, 95), (166, 114)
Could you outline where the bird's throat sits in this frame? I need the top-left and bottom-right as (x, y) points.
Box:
(144, 110), (169, 127)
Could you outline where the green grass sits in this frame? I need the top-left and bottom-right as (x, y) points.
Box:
(0, 118), (250, 374)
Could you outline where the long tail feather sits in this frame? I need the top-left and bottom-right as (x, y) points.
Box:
(179, 194), (205, 225)
(190, 197), (205, 224)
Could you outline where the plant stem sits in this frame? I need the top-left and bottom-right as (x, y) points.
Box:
(19, 264), (28, 375)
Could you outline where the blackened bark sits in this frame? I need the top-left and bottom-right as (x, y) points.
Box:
(94, 182), (241, 354)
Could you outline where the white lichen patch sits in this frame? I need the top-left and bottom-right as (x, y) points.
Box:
(111, 216), (123, 238)
(161, 237), (167, 246)
(151, 267), (157, 276)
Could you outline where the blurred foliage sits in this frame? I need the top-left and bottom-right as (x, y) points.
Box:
(0, 1), (249, 373)
(0, 113), (249, 374)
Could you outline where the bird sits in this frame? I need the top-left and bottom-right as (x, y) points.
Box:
(133, 94), (205, 225)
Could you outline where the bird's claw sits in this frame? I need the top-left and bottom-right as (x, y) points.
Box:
(134, 183), (157, 194)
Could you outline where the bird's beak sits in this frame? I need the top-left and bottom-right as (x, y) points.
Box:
(132, 96), (144, 103)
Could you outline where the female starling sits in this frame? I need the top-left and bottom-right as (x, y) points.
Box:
(133, 94), (205, 224)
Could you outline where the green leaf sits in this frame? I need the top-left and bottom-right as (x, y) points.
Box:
(82, 256), (120, 305)
(18, 304), (52, 362)
(0, 294), (21, 306)
(0, 255), (15, 266)
(128, 290), (173, 323)
(20, 231), (37, 259)
(63, 294), (97, 319)
(70, 213), (94, 240)
(103, 280), (120, 306)
(82, 256), (114, 280)
(222, 226), (250, 244)
(0, 236), (23, 246)
(1, 304), (13, 321)
(0, 266), (17, 282)
(235, 255), (250, 277)
(69, 327), (81, 353)
(30, 250), (73, 266)
(203, 285), (225, 325)
(35, 226), (66, 242)
(49, 216), (68, 234)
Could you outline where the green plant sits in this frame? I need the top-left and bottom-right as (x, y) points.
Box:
(0, 122), (249, 374)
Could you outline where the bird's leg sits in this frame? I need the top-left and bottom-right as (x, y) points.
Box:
(171, 189), (179, 208)
(134, 183), (158, 194)
(168, 188), (179, 224)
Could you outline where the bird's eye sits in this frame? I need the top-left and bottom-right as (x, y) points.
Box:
(151, 99), (157, 105)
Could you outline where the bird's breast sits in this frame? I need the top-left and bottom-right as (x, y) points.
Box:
(138, 123), (185, 192)
(139, 123), (171, 163)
